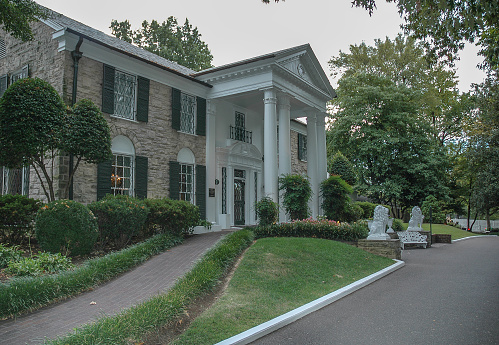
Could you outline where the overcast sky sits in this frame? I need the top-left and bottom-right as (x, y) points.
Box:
(36, 0), (486, 92)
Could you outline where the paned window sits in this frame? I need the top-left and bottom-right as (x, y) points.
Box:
(0, 39), (6, 59)
(114, 70), (136, 120)
(179, 163), (194, 202)
(180, 93), (196, 134)
(298, 133), (307, 161)
(11, 65), (29, 84)
(111, 154), (133, 196)
(1, 166), (29, 196)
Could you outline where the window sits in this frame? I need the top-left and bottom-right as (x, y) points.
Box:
(114, 70), (136, 120)
(111, 154), (133, 196)
(0, 39), (6, 59)
(179, 163), (194, 202)
(180, 92), (196, 134)
(11, 65), (29, 84)
(1, 166), (29, 196)
(298, 133), (307, 161)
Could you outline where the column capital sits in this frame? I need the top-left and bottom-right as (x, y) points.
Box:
(207, 99), (217, 116)
(263, 88), (277, 105)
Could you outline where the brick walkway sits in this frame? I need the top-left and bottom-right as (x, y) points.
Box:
(0, 231), (231, 345)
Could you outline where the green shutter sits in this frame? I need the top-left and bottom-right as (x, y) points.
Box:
(136, 77), (149, 122)
(97, 160), (112, 200)
(196, 97), (206, 136)
(171, 88), (181, 130)
(169, 161), (180, 199)
(102, 65), (115, 114)
(196, 164), (206, 219)
(0, 74), (8, 97)
(135, 156), (148, 198)
(298, 134), (303, 160)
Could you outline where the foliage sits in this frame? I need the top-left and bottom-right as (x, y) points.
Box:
(253, 218), (368, 241)
(343, 202), (364, 223)
(5, 252), (74, 277)
(392, 218), (404, 231)
(0, 194), (41, 244)
(110, 17), (213, 71)
(354, 201), (377, 219)
(44, 230), (253, 345)
(278, 174), (311, 220)
(328, 151), (357, 186)
(320, 175), (352, 222)
(0, 0), (47, 41)
(421, 195), (447, 224)
(327, 73), (448, 217)
(0, 78), (65, 201)
(143, 198), (200, 237)
(0, 233), (183, 319)
(88, 195), (149, 250)
(0, 244), (22, 269)
(254, 197), (279, 226)
(62, 99), (112, 198)
(35, 200), (99, 257)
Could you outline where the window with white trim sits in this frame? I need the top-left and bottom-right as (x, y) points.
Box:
(111, 154), (134, 196)
(1, 166), (29, 196)
(114, 70), (137, 120)
(298, 133), (307, 161)
(180, 92), (196, 134)
(179, 163), (194, 202)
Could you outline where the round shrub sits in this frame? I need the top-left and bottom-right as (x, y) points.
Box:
(143, 198), (200, 237)
(35, 200), (98, 256)
(392, 218), (404, 231)
(255, 197), (279, 226)
(88, 195), (149, 249)
(0, 194), (42, 244)
(320, 175), (353, 222)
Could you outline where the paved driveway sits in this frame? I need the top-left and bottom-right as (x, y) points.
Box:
(252, 237), (499, 345)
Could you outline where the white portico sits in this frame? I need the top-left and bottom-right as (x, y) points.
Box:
(194, 44), (336, 226)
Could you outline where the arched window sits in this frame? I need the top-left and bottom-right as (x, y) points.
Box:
(111, 135), (135, 196)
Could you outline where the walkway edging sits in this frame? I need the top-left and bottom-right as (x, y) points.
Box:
(215, 259), (405, 345)
(452, 235), (496, 243)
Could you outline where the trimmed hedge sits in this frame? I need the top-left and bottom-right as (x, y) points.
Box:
(46, 230), (254, 345)
(0, 233), (182, 319)
(253, 218), (368, 241)
(143, 198), (200, 237)
(0, 194), (42, 244)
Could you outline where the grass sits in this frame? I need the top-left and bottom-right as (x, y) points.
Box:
(171, 237), (394, 345)
(402, 223), (478, 240)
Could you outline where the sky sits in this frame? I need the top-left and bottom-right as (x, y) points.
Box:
(36, 0), (486, 92)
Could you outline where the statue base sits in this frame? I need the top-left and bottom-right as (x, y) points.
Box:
(367, 233), (391, 240)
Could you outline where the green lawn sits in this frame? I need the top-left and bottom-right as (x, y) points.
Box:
(171, 237), (394, 345)
(403, 223), (478, 240)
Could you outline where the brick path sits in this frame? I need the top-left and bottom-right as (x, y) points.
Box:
(0, 231), (231, 345)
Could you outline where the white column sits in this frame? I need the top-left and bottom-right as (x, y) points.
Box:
(278, 93), (291, 222)
(306, 111), (319, 218)
(263, 89), (278, 202)
(206, 100), (217, 223)
(316, 113), (327, 215)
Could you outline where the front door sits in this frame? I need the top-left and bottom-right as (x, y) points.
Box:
(234, 169), (246, 225)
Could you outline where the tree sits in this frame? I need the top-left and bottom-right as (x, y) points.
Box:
(328, 73), (448, 218)
(263, 0), (499, 71)
(328, 151), (357, 186)
(0, 78), (112, 202)
(110, 17), (213, 71)
(0, 0), (47, 41)
(278, 174), (312, 220)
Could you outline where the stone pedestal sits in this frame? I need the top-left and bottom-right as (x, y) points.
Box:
(357, 239), (401, 260)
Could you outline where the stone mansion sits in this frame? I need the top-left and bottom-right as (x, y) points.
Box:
(0, 7), (336, 229)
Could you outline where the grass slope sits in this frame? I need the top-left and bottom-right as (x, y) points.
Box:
(172, 237), (394, 345)
(403, 223), (478, 240)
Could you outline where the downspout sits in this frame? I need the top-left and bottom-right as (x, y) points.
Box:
(69, 36), (84, 200)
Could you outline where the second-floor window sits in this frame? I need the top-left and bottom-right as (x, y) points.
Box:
(114, 70), (136, 120)
(180, 92), (196, 134)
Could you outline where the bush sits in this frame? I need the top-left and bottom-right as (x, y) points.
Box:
(0, 195), (42, 244)
(0, 244), (22, 269)
(328, 151), (357, 186)
(355, 201), (377, 219)
(5, 252), (74, 277)
(343, 202), (364, 222)
(320, 176), (353, 222)
(143, 198), (200, 237)
(278, 174), (311, 220)
(421, 195), (447, 224)
(88, 195), (149, 249)
(255, 197), (279, 226)
(35, 200), (99, 256)
(392, 218), (404, 231)
(253, 218), (368, 241)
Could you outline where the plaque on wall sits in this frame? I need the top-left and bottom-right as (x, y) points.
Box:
(209, 188), (215, 197)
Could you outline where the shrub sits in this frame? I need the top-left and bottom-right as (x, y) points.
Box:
(278, 174), (311, 220)
(255, 197), (279, 226)
(88, 195), (149, 249)
(320, 176), (353, 222)
(355, 201), (378, 219)
(421, 195), (447, 224)
(5, 252), (74, 277)
(35, 200), (99, 256)
(143, 198), (200, 237)
(328, 151), (357, 186)
(253, 218), (368, 241)
(343, 202), (364, 222)
(0, 194), (42, 244)
(392, 218), (404, 231)
(0, 244), (22, 269)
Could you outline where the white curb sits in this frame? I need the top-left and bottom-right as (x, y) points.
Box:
(452, 234), (496, 243)
(215, 259), (405, 345)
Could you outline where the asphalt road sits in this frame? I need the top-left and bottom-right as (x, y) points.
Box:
(251, 237), (499, 345)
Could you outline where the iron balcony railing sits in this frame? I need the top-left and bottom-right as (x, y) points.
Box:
(230, 125), (252, 144)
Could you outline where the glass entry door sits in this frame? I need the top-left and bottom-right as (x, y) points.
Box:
(234, 169), (246, 225)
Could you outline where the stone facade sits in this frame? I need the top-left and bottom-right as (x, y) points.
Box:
(290, 130), (307, 176)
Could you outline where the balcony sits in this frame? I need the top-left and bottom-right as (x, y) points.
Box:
(230, 125), (252, 144)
